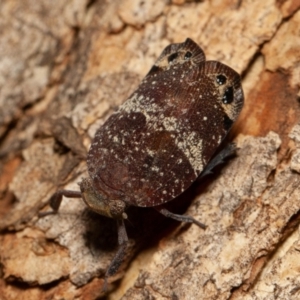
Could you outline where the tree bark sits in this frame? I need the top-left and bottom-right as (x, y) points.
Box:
(0, 0), (300, 299)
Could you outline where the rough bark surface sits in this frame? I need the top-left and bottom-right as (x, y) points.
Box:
(0, 0), (300, 299)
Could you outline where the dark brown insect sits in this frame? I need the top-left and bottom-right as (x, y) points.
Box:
(45, 38), (244, 289)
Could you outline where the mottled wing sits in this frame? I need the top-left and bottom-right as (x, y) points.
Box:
(138, 61), (244, 206)
(87, 39), (243, 208)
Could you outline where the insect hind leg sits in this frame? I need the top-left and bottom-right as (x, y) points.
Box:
(199, 142), (237, 179)
(155, 206), (206, 229)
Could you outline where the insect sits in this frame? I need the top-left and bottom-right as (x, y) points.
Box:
(45, 38), (244, 289)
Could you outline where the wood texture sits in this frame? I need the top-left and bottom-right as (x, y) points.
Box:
(0, 0), (300, 299)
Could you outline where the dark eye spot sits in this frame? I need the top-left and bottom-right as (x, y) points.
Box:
(222, 86), (234, 104)
(216, 74), (227, 85)
(184, 51), (192, 60)
(148, 65), (160, 75)
(168, 53), (178, 63)
(223, 115), (233, 131)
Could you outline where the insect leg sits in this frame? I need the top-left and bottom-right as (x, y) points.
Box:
(155, 207), (206, 229)
(39, 190), (82, 217)
(103, 219), (129, 291)
(199, 142), (237, 179)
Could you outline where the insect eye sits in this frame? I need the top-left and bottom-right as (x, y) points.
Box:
(216, 74), (227, 85)
(222, 86), (234, 104)
(184, 51), (192, 60)
(168, 53), (178, 63)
